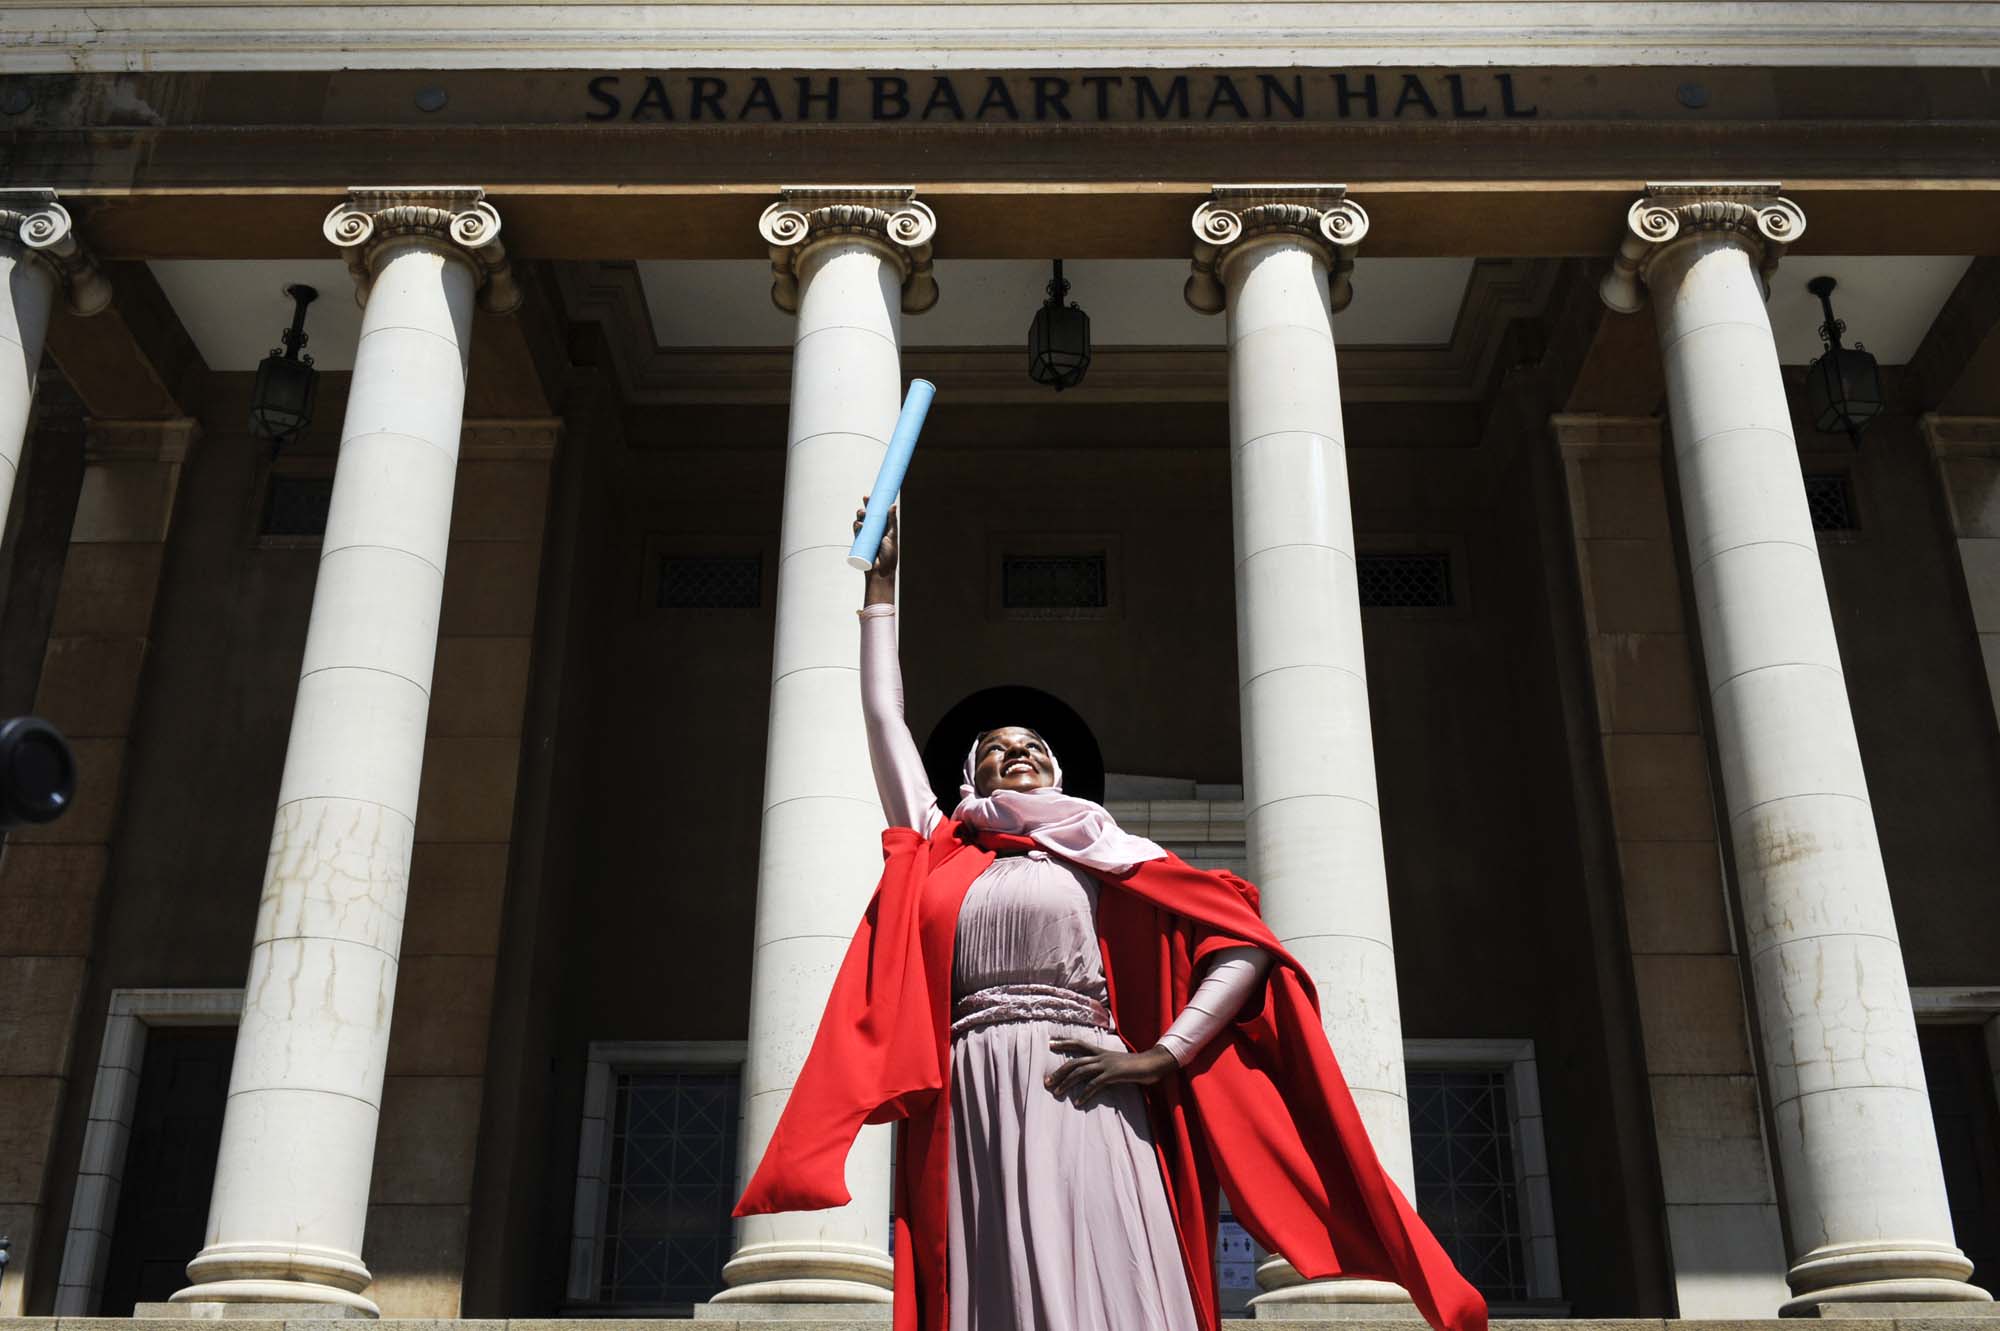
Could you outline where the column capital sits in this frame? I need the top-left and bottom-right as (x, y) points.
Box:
(758, 186), (938, 315)
(0, 189), (111, 316)
(1185, 184), (1369, 316)
(322, 186), (520, 314)
(1599, 182), (1806, 315)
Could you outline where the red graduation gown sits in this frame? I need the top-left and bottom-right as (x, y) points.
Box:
(734, 819), (1488, 1331)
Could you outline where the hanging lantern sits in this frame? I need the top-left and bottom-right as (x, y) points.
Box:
(1804, 275), (1883, 448)
(1027, 259), (1091, 391)
(250, 284), (320, 447)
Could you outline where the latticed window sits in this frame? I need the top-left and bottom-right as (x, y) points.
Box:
(1410, 1067), (1527, 1301)
(263, 475), (333, 536)
(1803, 472), (1858, 532)
(658, 555), (762, 609)
(598, 1070), (740, 1305)
(1357, 553), (1453, 609)
(1001, 553), (1108, 609)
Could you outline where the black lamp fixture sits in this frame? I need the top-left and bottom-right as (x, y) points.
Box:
(1027, 259), (1091, 391)
(250, 284), (320, 448)
(1804, 275), (1883, 448)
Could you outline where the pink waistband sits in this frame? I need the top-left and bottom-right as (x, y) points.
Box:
(951, 983), (1112, 1038)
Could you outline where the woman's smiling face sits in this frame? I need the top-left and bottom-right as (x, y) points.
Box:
(972, 727), (1055, 797)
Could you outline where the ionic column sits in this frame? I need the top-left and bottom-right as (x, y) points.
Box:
(1602, 183), (1990, 1312)
(1186, 186), (1414, 1315)
(176, 188), (518, 1315)
(715, 187), (936, 1311)
(0, 190), (108, 535)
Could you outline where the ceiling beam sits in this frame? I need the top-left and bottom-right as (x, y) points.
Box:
(466, 262), (570, 418)
(1905, 257), (2000, 415)
(41, 261), (206, 420)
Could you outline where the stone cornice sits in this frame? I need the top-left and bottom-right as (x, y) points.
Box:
(0, 189), (111, 316)
(1184, 185), (1370, 315)
(322, 186), (520, 314)
(83, 416), (201, 463)
(757, 186), (938, 315)
(1550, 412), (1664, 460)
(1599, 182), (1806, 314)
(7, 5), (2000, 73)
(1920, 414), (2000, 459)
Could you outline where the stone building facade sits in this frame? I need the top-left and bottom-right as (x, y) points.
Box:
(0, 6), (1998, 1326)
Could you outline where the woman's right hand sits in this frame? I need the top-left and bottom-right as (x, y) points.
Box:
(855, 497), (898, 604)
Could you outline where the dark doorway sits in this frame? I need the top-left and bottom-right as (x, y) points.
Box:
(1919, 1022), (2000, 1295)
(99, 1027), (236, 1314)
(922, 685), (1105, 810)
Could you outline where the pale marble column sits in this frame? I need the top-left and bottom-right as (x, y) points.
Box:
(1186, 186), (1414, 1315)
(1603, 183), (1990, 1312)
(713, 187), (936, 1311)
(175, 189), (518, 1315)
(0, 190), (108, 538)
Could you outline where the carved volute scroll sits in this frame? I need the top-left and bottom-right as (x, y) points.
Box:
(757, 186), (939, 315)
(0, 189), (111, 317)
(1184, 185), (1371, 316)
(322, 186), (521, 314)
(1600, 182), (1808, 314)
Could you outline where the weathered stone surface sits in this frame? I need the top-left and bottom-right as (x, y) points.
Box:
(1630, 955), (1756, 1076)
(1577, 538), (1685, 634)
(369, 1074), (483, 1205)
(361, 1203), (471, 1318)
(413, 736), (521, 845)
(1602, 733), (1716, 843)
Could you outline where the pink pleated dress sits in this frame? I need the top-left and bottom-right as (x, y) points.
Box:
(860, 606), (1266, 1331)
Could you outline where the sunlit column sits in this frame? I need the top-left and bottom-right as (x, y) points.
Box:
(0, 190), (109, 536)
(1603, 182), (1990, 1313)
(717, 187), (937, 1310)
(1187, 185), (1415, 1315)
(177, 188), (519, 1314)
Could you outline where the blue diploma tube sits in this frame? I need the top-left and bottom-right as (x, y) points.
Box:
(847, 378), (936, 570)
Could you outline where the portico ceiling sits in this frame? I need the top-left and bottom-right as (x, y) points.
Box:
(147, 253), (1973, 378)
(632, 259), (1477, 350)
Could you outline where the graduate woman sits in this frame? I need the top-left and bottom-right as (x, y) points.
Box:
(734, 506), (1486, 1331)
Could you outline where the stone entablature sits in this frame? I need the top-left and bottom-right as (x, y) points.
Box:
(5, 3), (2000, 73)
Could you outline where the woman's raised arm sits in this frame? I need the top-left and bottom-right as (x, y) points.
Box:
(856, 503), (941, 835)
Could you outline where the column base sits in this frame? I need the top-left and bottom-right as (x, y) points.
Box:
(137, 1302), (376, 1320)
(174, 1242), (379, 1318)
(1781, 1240), (1992, 1316)
(713, 1239), (895, 1308)
(693, 1304), (891, 1321)
(1820, 1305), (2000, 1320)
(1252, 1260), (1418, 1319)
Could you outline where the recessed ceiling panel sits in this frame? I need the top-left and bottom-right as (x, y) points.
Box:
(145, 254), (1974, 374)
(150, 259), (361, 372)
(1766, 255), (1970, 366)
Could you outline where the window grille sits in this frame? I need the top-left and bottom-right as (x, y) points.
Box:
(1803, 473), (1857, 532)
(598, 1069), (740, 1306)
(262, 475), (333, 537)
(658, 555), (761, 610)
(1357, 553), (1453, 609)
(1001, 553), (1107, 610)
(1410, 1067), (1528, 1301)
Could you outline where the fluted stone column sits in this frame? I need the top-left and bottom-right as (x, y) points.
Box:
(714, 187), (936, 1312)
(175, 188), (518, 1315)
(1603, 183), (1990, 1312)
(0, 190), (108, 536)
(1187, 186), (1414, 1315)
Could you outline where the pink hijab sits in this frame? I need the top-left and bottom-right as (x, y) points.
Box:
(953, 730), (1166, 875)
